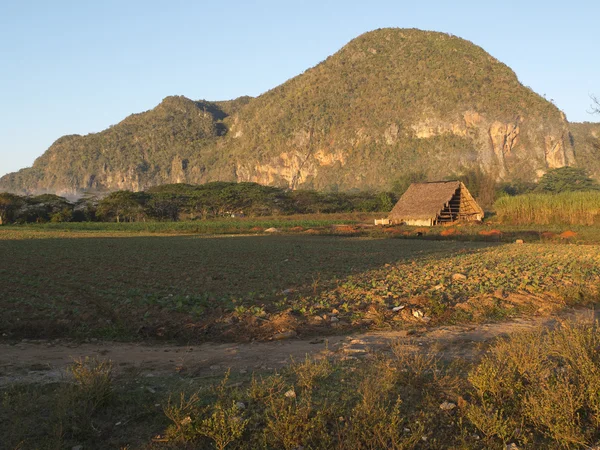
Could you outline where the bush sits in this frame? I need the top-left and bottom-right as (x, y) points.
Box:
(466, 318), (600, 448)
(164, 372), (248, 449)
(52, 357), (114, 444)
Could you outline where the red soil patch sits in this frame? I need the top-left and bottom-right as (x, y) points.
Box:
(559, 230), (578, 239)
(478, 229), (502, 237)
(541, 232), (557, 239)
(440, 228), (459, 237)
(333, 225), (357, 234)
(250, 226), (264, 232)
(382, 227), (403, 234)
(304, 228), (321, 235)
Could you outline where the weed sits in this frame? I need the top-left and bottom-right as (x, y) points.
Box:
(466, 318), (600, 448)
(291, 355), (333, 391)
(164, 371), (248, 449)
(391, 341), (438, 387)
(196, 400), (248, 450)
(163, 391), (202, 441)
(51, 357), (115, 445)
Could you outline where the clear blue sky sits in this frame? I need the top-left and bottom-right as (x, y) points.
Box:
(1, 0), (598, 178)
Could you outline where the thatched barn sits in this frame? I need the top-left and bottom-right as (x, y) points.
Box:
(388, 181), (484, 226)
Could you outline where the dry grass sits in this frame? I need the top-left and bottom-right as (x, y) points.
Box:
(466, 317), (600, 448)
(3, 318), (600, 448)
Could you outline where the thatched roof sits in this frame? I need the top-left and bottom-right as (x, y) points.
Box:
(389, 181), (463, 221)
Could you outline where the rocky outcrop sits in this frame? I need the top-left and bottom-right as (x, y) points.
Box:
(544, 135), (569, 168)
(488, 121), (519, 172)
(406, 111), (574, 181)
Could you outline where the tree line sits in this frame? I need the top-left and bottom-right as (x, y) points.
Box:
(0, 168), (597, 225)
(0, 182), (396, 225)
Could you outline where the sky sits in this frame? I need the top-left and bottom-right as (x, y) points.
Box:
(1, 0), (598, 178)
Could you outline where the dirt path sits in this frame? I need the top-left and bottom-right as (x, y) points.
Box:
(1, 309), (596, 386)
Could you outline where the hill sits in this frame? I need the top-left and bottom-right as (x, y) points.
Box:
(570, 122), (600, 178)
(0, 96), (251, 197)
(0, 28), (586, 196)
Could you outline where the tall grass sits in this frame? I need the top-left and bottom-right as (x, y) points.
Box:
(494, 192), (600, 225)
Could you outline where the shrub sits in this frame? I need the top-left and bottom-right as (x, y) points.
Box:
(164, 372), (248, 449)
(67, 357), (113, 409)
(52, 357), (114, 444)
(466, 318), (600, 447)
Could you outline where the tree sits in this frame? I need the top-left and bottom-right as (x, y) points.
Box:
(73, 193), (99, 221)
(0, 193), (24, 225)
(591, 94), (600, 115)
(376, 191), (396, 212)
(535, 167), (600, 193)
(451, 168), (498, 208)
(50, 207), (74, 223)
(96, 191), (148, 222)
(13, 194), (74, 223)
(146, 192), (182, 221)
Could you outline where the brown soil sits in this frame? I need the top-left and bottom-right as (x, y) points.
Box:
(1, 308), (596, 387)
(478, 229), (502, 237)
(440, 228), (459, 236)
(541, 231), (557, 239)
(560, 230), (578, 239)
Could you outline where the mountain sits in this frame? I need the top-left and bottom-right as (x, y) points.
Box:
(0, 96), (251, 197)
(0, 28), (592, 196)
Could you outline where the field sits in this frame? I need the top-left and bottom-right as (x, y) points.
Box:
(3, 227), (599, 342)
(2, 223), (600, 449)
(494, 191), (600, 225)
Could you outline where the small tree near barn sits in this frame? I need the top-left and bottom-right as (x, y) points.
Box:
(0, 193), (24, 225)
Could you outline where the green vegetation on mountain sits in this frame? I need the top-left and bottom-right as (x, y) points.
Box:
(570, 122), (600, 178)
(0, 28), (594, 196)
(535, 166), (599, 193)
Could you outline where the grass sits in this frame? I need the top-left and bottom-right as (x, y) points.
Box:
(0, 213), (376, 235)
(1, 226), (599, 342)
(4, 318), (599, 449)
(494, 191), (600, 225)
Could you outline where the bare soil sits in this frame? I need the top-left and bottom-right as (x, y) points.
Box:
(2, 308), (596, 387)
